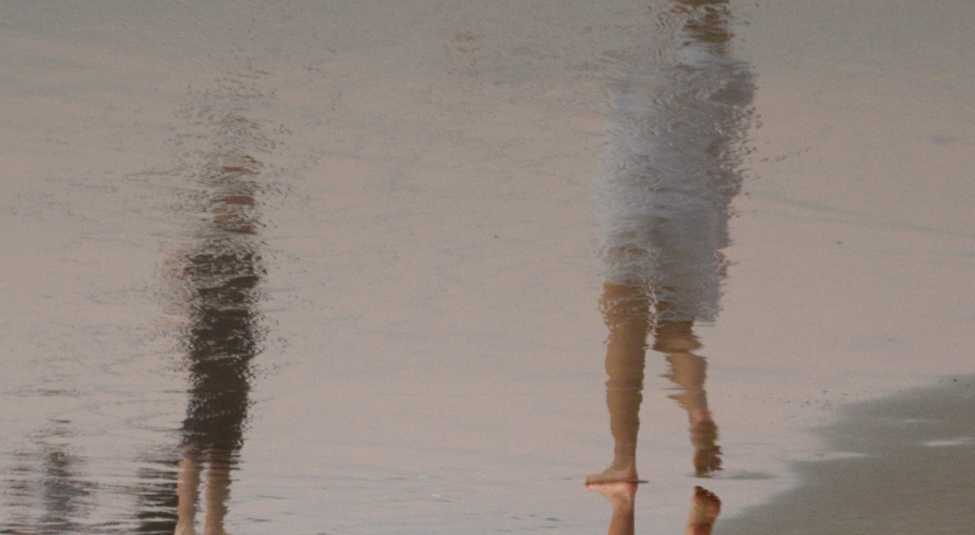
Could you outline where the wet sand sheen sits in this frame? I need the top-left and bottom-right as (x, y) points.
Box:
(718, 377), (975, 534)
(1, 1), (973, 533)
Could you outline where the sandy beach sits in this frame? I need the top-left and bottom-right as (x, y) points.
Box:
(719, 377), (975, 534)
(1, 1), (973, 533)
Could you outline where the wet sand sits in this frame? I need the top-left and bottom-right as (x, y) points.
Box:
(2, 1), (974, 533)
(718, 376), (975, 534)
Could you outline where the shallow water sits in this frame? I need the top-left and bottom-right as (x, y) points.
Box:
(1, 1), (973, 534)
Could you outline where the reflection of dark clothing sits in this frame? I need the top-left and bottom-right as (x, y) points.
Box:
(181, 239), (262, 454)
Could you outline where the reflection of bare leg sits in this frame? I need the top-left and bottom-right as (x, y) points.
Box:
(684, 486), (721, 535)
(656, 320), (722, 476)
(586, 480), (637, 535)
(203, 453), (232, 535)
(176, 447), (202, 535)
(588, 283), (650, 485)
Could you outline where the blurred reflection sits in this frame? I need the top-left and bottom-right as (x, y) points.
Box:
(127, 101), (271, 532)
(0, 422), (96, 534)
(171, 151), (266, 535)
(111, 71), (277, 534)
(133, 456), (180, 534)
(587, 0), (753, 533)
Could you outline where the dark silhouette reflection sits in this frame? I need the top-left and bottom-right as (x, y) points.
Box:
(133, 457), (180, 534)
(171, 152), (266, 535)
(587, 0), (753, 534)
(130, 74), (276, 535)
(133, 145), (268, 534)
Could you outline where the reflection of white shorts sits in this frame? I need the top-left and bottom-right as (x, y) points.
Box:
(600, 189), (724, 323)
(596, 54), (751, 323)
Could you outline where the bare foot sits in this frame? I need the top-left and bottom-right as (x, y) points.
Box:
(586, 480), (638, 506)
(586, 463), (644, 485)
(588, 480), (638, 535)
(693, 445), (723, 477)
(685, 486), (721, 535)
(689, 415), (722, 477)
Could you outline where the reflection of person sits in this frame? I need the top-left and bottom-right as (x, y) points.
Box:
(587, 0), (753, 533)
(174, 153), (265, 535)
(585, 286), (723, 486)
(586, 283), (651, 486)
(686, 486), (721, 535)
(586, 482), (721, 535)
(657, 318), (721, 477)
(0, 423), (95, 534)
